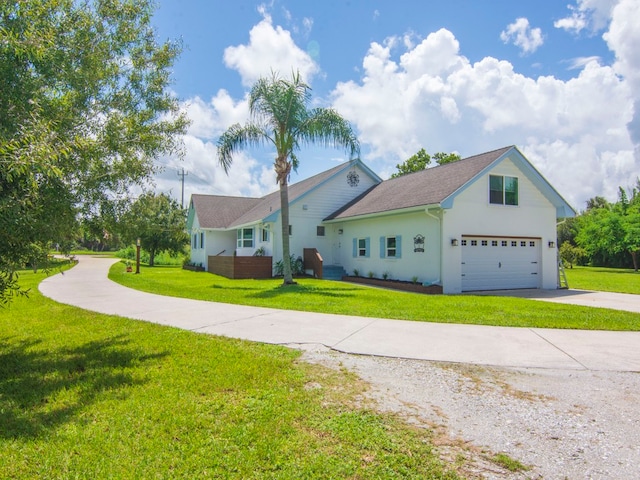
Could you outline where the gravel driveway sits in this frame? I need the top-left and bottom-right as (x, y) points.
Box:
(300, 345), (640, 479)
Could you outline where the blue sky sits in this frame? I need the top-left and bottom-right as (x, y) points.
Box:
(150, 0), (639, 211)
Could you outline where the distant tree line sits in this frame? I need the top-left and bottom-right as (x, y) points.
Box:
(559, 181), (640, 271)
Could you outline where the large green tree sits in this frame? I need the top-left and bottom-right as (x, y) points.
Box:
(0, 0), (187, 302)
(574, 184), (640, 270)
(391, 148), (460, 178)
(120, 193), (188, 267)
(217, 72), (359, 284)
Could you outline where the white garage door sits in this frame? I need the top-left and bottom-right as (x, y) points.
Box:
(461, 237), (541, 291)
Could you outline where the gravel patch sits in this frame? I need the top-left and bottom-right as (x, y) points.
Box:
(297, 344), (640, 479)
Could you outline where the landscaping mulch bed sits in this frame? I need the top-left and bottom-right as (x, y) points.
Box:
(342, 276), (442, 294)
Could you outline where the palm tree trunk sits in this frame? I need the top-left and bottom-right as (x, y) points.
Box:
(279, 180), (295, 284)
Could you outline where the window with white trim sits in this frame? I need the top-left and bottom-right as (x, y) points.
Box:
(237, 228), (253, 248)
(358, 238), (367, 257)
(387, 236), (397, 257)
(489, 175), (518, 206)
(353, 237), (370, 257)
(261, 227), (269, 243)
(379, 235), (402, 258)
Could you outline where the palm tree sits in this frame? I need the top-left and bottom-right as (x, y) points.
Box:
(217, 71), (360, 284)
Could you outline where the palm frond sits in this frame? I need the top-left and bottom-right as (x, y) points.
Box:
(216, 123), (269, 173)
(298, 108), (361, 159)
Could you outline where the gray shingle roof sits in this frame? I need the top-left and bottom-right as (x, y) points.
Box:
(191, 161), (366, 229)
(325, 146), (513, 220)
(191, 194), (261, 229)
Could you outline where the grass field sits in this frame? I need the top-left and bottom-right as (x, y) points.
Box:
(0, 268), (461, 479)
(109, 262), (640, 331)
(564, 265), (640, 294)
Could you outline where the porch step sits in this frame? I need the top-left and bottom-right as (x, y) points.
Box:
(322, 265), (346, 280)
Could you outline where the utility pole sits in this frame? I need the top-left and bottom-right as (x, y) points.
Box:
(177, 168), (188, 208)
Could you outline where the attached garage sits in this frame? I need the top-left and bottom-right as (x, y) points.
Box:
(461, 236), (541, 291)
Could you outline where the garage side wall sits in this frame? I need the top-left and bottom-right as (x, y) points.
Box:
(441, 158), (559, 294)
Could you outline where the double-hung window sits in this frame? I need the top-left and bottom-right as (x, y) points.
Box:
(353, 237), (370, 257)
(489, 175), (518, 206)
(237, 228), (254, 248)
(380, 235), (402, 258)
(387, 237), (397, 257)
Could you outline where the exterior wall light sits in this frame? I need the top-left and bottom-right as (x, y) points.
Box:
(451, 238), (458, 246)
(548, 241), (556, 248)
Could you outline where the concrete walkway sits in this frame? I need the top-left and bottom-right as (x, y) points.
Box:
(39, 256), (640, 372)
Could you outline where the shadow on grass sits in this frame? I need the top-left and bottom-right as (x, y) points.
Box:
(209, 284), (262, 291)
(248, 283), (360, 299)
(0, 334), (167, 439)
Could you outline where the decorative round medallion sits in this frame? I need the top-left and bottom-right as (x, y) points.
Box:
(347, 170), (360, 187)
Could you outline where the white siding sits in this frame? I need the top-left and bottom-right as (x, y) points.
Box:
(271, 164), (379, 264)
(441, 157), (559, 293)
(337, 211), (441, 285)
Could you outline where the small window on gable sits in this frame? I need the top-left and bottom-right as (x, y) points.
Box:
(489, 175), (518, 206)
(316, 226), (325, 237)
(237, 228), (253, 248)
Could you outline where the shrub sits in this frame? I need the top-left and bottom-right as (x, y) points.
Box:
(274, 255), (305, 277)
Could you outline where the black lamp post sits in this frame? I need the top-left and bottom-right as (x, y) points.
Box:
(135, 238), (141, 274)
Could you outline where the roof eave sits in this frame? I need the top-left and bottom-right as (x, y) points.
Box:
(323, 204), (441, 223)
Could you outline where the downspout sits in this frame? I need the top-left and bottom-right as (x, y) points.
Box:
(425, 208), (442, 285)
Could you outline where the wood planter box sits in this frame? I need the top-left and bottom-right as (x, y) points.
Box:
(208, 255), (272, 279)
(343, 276), (443, 294)
(182, 265), (205, 272)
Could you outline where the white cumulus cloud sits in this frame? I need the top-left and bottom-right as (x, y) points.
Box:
(554, 0), (617, 34)
(223, 16), (319, 86)
(500, 18), (544, 55)
(331, 24), (636, 210)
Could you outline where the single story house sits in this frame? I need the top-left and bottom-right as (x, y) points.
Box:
(187, 145), (575, 293)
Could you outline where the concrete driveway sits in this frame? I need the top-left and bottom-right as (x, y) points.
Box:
(38, 255), (640, 372)
(472, 287), (640, 314)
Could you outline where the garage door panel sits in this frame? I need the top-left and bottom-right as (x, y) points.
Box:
(461, 237), (540, 291)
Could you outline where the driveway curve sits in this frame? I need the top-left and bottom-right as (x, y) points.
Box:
(39, 255), (640, 372)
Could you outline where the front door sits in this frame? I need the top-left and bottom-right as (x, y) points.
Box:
(332, 228), (343, 265)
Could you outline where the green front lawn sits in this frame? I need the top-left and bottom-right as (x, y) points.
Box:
(564, 265), (640, 294)
(0, 269), (460, 479)
(110, 263), (640, 331)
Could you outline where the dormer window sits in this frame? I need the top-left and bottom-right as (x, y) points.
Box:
(489, 175), (518, 206)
